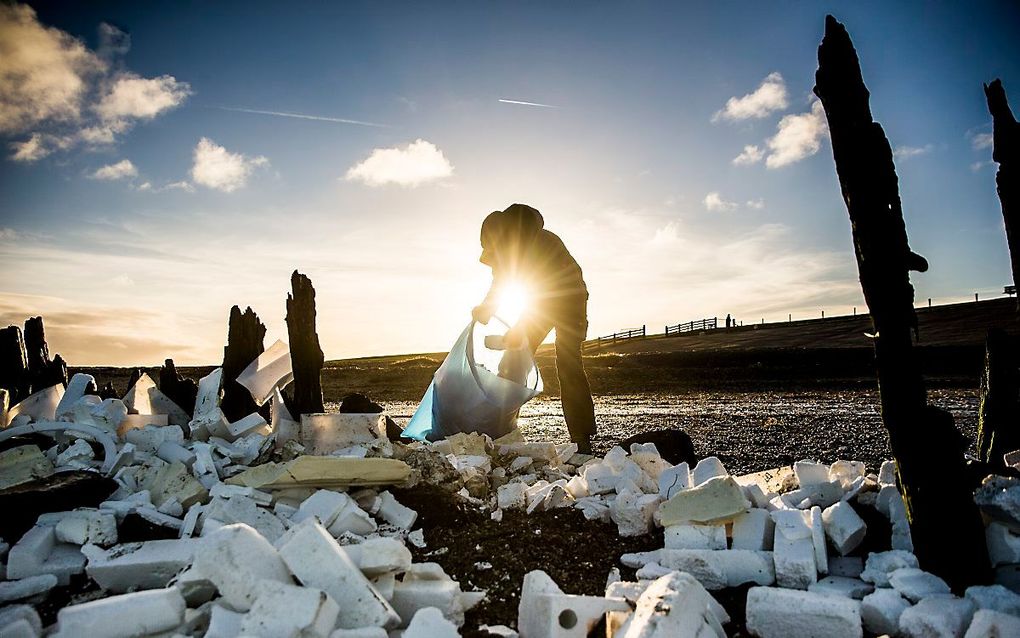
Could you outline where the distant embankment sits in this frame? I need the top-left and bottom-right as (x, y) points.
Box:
(77, 298), (1017, 402)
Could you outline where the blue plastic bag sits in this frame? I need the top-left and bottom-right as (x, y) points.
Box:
(403, 319), (543, 441)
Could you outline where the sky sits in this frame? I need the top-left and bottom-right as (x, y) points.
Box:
(1, 1), (1018, 366)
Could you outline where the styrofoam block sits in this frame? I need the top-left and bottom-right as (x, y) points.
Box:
(205, 604), (244, 638)
(240, 580), (340, 638)
(342, 537), (412, 576)
(391, 577), (463, 628)
(498, 483), (528, 510)
(377, 491), (417, 529)
(890, 567), (951, 602)
(861, 550), (919, 587)
(822, 501), (867, 556)
(620, 550), (662, 569)
(629, 443), (672, 482)
(964, 608), (1020, 638)
(123, 423), (181, 453)
(84, 538), (196, 593)
(860, 588), (910, 636)
(664, 524), (727, 550)
(611, 489), (659, 537)
(794, 460), (830, 489)
(658, 463), (690, 500)
(878, 460), (897, 485)
(659, 476), (749, 526)
(476, 625), (519, 638)
(55, 438), (94, 467)
(55, 373), (95, 421)
(300, 413), (386, 455)
(964, 584), (1020, 616)
(888, 493), (914, 552)
(660, 549), (775, 590)
(192, 523), (291, 611)
(899, 595), (976, 638)
(227, 412), (270, 440)
(829, 556), (863, 580)
(277, 518), (398, 629)
(745, 586), (862, 638)
(292, 489), (349, 527)
(54, 587), (186, 638)
(329, 628), (388, 638)
(156, 441), (196, 468)
(6, 525), (56, 580)
(612, 571), (726, 638)
(54, 510), (117, 547)
(808, 576), (874, 600)
(692, 456), (728, 487)
(0, 574), (58, 604)
(173, 566), (217, 607)
(731, 509), (774, 551)
(236, 339), (294, 406)
(0, 605), (41, 638)
(582, 462), (622, 495)
(517, 570), (629, 638)
(403, 607), (460, 638)
(636, 562), (673, 580)
(782, 481), (844, 509)
(828, 461), (866, 489)
(202, 495), (286, 542)
(773, 535), (817, 590)
(810, 506), (828, 575)
(986, 522), (1020, 567)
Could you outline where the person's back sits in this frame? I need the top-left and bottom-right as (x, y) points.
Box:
(473, 203), (596, 453)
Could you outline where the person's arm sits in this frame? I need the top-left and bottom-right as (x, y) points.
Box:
(472, 270), (503, 324)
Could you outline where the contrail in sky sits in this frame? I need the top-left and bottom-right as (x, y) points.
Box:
(498, 99), (560, 109)
(214, 106), (388, 127)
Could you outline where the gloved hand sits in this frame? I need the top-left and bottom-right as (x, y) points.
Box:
(472, 305), (493, 325)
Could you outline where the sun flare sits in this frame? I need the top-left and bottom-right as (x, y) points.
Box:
(496, 282), (530, 325)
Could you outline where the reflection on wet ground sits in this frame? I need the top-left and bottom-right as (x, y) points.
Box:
(328, 387), (978, 476)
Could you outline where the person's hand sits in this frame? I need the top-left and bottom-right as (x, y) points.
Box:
(472, 305), (493, 325)
(503, 327), (524, 350)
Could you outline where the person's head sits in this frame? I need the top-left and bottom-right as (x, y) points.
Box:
(480, 203), (544, 266)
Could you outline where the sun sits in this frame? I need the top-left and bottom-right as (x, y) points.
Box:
(496, 282), (530, 325)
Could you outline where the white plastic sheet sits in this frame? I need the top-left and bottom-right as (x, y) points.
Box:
(237, 340), (294, 406)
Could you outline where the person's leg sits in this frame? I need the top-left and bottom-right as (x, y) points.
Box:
(554, 303), (595, 453)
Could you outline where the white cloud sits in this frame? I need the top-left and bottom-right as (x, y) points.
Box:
(713, 72), (788, 122)
(345, 139), (454, 187)
(110, 274), (134, 287)
(0, 228), (18, 241)
(704, 192), (738, 211)
(190, 138), (268, 192)
(765, 99), (827, 168)
(746, 198), (765, 209)
(652, 221), (679, 245)
(90, 159), (137, 180)
(971, 132), (993, 151)
(893, 144), (933, 160)
(732, 144), (764, 166)
(96, 73), (190, 122)
(10, 133), (51, 162)
(0, 4), (103, 134)
(137, 180), (194, 193)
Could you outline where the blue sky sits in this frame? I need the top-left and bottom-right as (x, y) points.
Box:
(1, 1), (1017, 365)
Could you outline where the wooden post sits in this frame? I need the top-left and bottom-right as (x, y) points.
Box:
(220, 305), (266, 422)
(286, 271), (325, 416)
(0, 325), (30, 403)
(23, 317), (67, 392)
(159, 358), (198, 418)
(813, 15), (989, 589)
(987, 80), (1020, 307)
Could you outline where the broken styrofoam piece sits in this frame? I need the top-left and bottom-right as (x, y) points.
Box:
(889, 567), (951, 603)
(794, 460), (830, 489)
(0, 574), (58, 604)
(328, 629), (388, 638)
(226, 455), (411, 489)
(117, 413), (170, 437)
(239, 580), (340, 638)
(964, 584), (1020, 616)
(7, 384), (64, 425)
(860, 588), (911, 635)
(0, 421), (118, 474)
(55, 438), (95, 467)
(202, 495), (287, 542)
(659, 549), (775, 590)
(124, 423), (184, 454)
(664, 524), (727, 550)
(377, 491), (418, 529)
(781, 480), (844, 509)
(986, 522), (1020, 567)
(0, 445), (54, 491)
(497, 483), (527, 510)
(403, 607), (460, 638)
(745, 586), (863, 638)
(878, 460), (897, 486)
(292, 489), (351, 527)
(808, 576), (874, 600)
(225, 412), (270, 440)
(141, 459), (208, 508)
(54, 510), (117, 547)
(828, 460), (866, 489)
(887, 491), (914, 552)
(53, 587), (186, 638)
(83, 538), (195, 593)
(6, 525), (85, 585)
(898, 595), (976, 638)
(192, 523), (292, 611)
(237, 339), (294, 406)
(391, 575), (465, 628)
(276, 518), (398, 629)
(964, 608), (1020, 637)
(342, 537), (412, 577)
(731, 509), (775, 551)
(658, 476), (749, 526)
(300, 413), (387, 455)
(692, 456), (728, 487)
(517, 570), (629, 638)
(613, 571), (726, 638)
(860, 550), (919, 587)
(55, 373), (96, 421)
(657, 462), (690, 500)
(629, 443), (672, 482)
(71, 396), (128, 434)
(822, 500), (867, 556)
(0, 605), (42, 638)
(773, 534), (817, 590)
(611, 489), (660, 537)
(810, 506), (828, 575)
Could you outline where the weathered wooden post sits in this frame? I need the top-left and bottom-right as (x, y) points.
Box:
(24, 317), (67, 392)
(286, 270), (325, 416)
(159, 358), (199, 418)
(0, 325), (30, 403)
(813, 15), (989, 589)
(975, 79), (1020, 470)
(220, 305), (266, 421)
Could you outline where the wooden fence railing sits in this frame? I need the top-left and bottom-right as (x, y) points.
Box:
(664, 317), (717, 336)
(585, 325), (646, 350)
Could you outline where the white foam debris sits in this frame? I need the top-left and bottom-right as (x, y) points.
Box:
(744, 586), (862, 638)
(860, 588), (911, 635)
(898, 595), (976, 638)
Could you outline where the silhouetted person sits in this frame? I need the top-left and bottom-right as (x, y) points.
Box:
(472, 203), (596, 454)
(725, 314), (731, 328)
